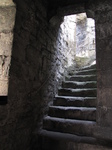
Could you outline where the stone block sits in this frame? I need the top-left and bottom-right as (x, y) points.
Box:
(0, 79), (8, 95)
(94, 0), (112, 12)
(0, 6), (16, 32)
(96, 23), (112, 39)
(97, 88), (112, 107)
(95, 10), (112, 24)
(97, 106), (112, 127)
(96, 37), (112, 56)
(94, 126), (112, 141)
(0, 32), (13, 55)
(0, 0), (15, 6)
(0, 55), (11, 78)
(97, 70), (112, 88)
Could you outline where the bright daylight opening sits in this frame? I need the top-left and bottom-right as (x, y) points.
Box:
(60, 13), (96, 70)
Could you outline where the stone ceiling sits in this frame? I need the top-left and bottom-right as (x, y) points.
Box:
(47, 0), (88, 8)
(46, 0), (89, 20)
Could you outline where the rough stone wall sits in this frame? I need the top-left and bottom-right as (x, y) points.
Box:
(76, 13), (87, 55)
(60, 15), (76, 68)
(84, 0), (112, 141)
(92, 0), (112, 140)
(75, 13), (96, 67)
(0, 0), (112, 149)
(0, 0), (16, 95)
(58, 15), (76, 80)
(0, 0), (75, 150)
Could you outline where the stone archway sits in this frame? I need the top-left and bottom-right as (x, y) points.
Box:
(46, 0), (112, 142)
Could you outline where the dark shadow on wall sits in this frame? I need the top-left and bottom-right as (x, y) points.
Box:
(0, 96), (7, 105)
(6, 0), (66, 149)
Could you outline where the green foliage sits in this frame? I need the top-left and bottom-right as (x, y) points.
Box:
(75, 56), (89, 68)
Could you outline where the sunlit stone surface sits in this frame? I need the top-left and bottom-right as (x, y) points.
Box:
(0, 0), (16, 95)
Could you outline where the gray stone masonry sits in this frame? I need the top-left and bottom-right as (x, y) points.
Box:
(0, 0), (112, 149)
(0, 0), (76, 150)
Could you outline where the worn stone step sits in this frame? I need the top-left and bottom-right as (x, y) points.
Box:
(76, 69), (96, 75)
(62, 81), (97, 89)
(58, 88), (97, 97)
(69, 68), (96, 76)
(66, 75), (97, 82)
(48, 106), (96, 121)
(37, 129), (97, 146)
(43, 116), (96, 136)
(36, 129), (111, 150)
(80, 64), (96, 71)
(54, 96), (96, 107)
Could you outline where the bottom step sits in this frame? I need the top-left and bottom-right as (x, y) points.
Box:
(38, 129), (96, 143)
(34, 129), (112, 150)
(43, 116), (96, 136)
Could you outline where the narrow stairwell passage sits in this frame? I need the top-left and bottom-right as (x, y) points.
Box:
(38, 64), (97, 150)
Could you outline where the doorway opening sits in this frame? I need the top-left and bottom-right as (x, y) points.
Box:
(59, 12), (96, 72)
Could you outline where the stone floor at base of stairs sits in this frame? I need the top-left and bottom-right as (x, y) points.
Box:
(34, 129), (112, 150)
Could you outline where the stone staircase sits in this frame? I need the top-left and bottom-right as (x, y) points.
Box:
(35, 64), (110, 150)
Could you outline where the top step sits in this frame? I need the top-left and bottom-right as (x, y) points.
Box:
(69, 64), (96, 76)
(69, 68), (96, 76)
(79, 64), (96, 71)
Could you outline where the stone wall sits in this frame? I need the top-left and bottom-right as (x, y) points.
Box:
(92, 0), (112, 141)
(55, 15), (76, 80)
(60, 15), (76, 67)
(0, 0), (76, 150)
(1, 0), (112, 149)
(0, 0), (16, 95)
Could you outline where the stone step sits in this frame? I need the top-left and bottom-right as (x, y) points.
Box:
(58, 88), (97, 97)
(48, 106), (96, 121)
(80, 64), (96, 71)
(66, 75), (97, 82)
(69, 68), (96, 76)
(43, 116), (96, 136)
(76, 69), (96, 75)
(37, 129), (97, 147)
(62, 81), (97, 89)
(54, 96), (96, 107)
(36, 130), (111, 150)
